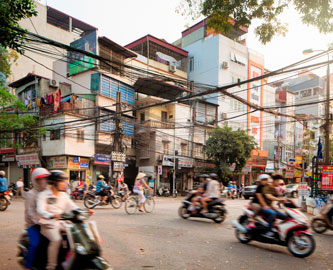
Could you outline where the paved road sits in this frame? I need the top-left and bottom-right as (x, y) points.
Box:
(0, 197), (332, 270)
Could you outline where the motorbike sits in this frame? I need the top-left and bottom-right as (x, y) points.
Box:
(84, 188), (122, 209)
(17, 209), (112, 270)
(71, 187), (86, 200)
(8, 183), (17, 197)
(158, 186), (178, 198)
(0, 190), (12, 211)
(311, 203), (333, 234)
(232, 201), (315, 258)
(178, 193), (227, 223)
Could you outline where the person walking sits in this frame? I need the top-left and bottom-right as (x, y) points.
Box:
(16, 177), (24, 198)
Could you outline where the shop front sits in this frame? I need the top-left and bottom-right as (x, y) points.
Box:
(67, 157), (91, 185)
(93, 154), (110, 184)
(247, 149), (268, 182)
(0, 148), (20, 184)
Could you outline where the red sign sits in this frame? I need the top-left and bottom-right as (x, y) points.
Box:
(321, 165), (333, 190)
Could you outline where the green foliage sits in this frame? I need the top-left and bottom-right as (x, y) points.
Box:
(205, 125), (257, 183)
(177, 0), (333, 44)
(0, 0), (37, 53)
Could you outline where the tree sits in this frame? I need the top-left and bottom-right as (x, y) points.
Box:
(205, 125), (257, 184)
(0, 0), (37, 53)
(176, 0), (333, 44)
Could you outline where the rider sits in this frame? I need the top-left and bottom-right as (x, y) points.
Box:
(189, 174), (208, 214)
(200, 173), (221, 215)
(77, 178), (88, 198)
(133, 172), (153, 212)
(37, 170), (81, 270)
(24, 168), (50, 270)
(96, 175), (110, 205)
(0, 170), (8, 193)
(262, 175), (287, 237)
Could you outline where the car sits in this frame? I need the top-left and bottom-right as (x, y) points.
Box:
(286, 184), (298, 198)
(243, 185), (257, 199)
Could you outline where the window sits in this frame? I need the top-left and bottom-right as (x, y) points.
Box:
(300, 89), (312, 98)
(163, 141), (170, 154)
(77, 130), (84, 143)
(50, 129), (60, 140)
(181, 143), (187, 156)
(189, 57), (194, 72)
(140, 112), (145, 123)
(161, 111), (168, 122)
(195, 144), (203, 157)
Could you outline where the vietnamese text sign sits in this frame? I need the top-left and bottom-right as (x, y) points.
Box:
(48, 156), (67, 169)
(2, 153), (15, 162)
(94, 154), (110, 165)
(68, 157), (89, 170)
(321, 165), (333, 190)
(285, 167), (294, 178)
(298, 182), (308, 197)
(111, 152), (126, 162)
(113, 162), (125, 171)
(162, 155), (193, 168)
(16, 153), (40, 166)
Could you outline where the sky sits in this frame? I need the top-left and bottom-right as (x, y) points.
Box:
(41, 0), (332, 75)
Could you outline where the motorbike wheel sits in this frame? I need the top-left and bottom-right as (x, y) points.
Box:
(287, 233), (315, 258)
(178, 206), (190, 219)
(235, 215), (251, 244)
(311, 218), (328, 234)
(83, 195), (99, 209)
(212, 207), (226, 224)
(111, 196), (123, 209)
(0, 197), (9, 211)
(125, 197), (138, 215)
(144, 197), (155, 213)
(172, 192), (178, 198)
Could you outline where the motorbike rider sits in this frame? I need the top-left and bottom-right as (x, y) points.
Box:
(200, 173), (221, 216)
(24, 168), (50, 270)
(36, 170), (87, 270)
(262, 175), (287, 237)
(321, 194), (333, 227)
(77, 178), (88, 198)
(96, 175), (110, 205)
(189, 174), (208, 214)
(0, 170), (8, 193)
(133, 172), (153, 212)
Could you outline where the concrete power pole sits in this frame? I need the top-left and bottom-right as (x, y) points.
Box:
(324, 59), (331, 164)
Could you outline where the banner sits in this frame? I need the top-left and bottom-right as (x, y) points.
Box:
(94, 154), (110, 165)
(68, 157), (89, 170)
(321, 165), (333, 190)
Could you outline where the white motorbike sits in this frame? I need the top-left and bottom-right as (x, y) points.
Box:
(232, 201), (315, 258)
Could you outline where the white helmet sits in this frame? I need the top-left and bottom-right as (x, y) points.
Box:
(31, 168), (50, 181)
(256, 174), (270, 182)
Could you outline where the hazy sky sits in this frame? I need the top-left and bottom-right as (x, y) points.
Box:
(42, 0), (332, 75)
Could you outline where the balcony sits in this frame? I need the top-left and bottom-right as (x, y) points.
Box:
(138, 148), (151, 159)
(140, 120), (175, 129)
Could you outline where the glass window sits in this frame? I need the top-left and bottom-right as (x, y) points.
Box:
(50, 129), (60, 140)
(300, 89), (312, 98)
(189, 57), (194, 72)
(163, 141), (170, 154)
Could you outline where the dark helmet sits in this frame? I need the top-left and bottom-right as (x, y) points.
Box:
(209, 173), (218, 179)
(49, 170), (68, 184)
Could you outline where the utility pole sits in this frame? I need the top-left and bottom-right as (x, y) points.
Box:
(173, 122), (176, 195)
(324, 56), (331, 164)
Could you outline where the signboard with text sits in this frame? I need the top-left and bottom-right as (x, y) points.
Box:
(94, 154), (110, 165)
(16, 153), (40, 166)
(113, 162), (125, 171)
(48, 156), (67, 169)
(298, 182), (309, 197)
(68, 157), (90, 170)
(162, 155), (193, 168)
(321, 165), (333, 190)
(111, 152), (126, 162)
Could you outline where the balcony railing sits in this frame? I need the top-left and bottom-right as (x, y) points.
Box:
(138, 148), (150, 159)
(140, 120), (175, 129)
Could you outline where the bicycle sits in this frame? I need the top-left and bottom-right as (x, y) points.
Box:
(125, 189), (155, 215)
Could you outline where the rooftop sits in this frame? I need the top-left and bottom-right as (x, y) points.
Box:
(98, 36), (137, 58)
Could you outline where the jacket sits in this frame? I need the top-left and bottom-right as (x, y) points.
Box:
(204, 179), (220, 198)
(96, 180), (109, 193)
(0, 177), (8, 192)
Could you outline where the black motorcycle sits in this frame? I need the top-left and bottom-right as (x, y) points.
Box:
(84, 188), (122, 209)
(178, 193), (227, 223)
(17, 209), (112, 269)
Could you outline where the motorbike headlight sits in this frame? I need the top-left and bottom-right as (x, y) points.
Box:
(75, 243), (87, 255)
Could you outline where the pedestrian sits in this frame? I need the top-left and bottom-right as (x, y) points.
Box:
(16, 177), (24, 198)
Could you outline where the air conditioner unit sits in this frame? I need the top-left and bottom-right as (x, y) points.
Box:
(169, 64), (176, 73)
(221, 61), (229, 69)
(49, 79), (59, 88)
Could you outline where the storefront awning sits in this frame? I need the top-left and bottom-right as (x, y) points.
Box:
(134, 77), (193, 100)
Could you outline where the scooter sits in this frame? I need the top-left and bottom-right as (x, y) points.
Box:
(232, 201), (315, 258)
(84, 188), (122, 209)
(311, 203), (333, 234)
(178, 193), (227, 223)
(17, 209), (112, 269)
(0, 190), (11, 211)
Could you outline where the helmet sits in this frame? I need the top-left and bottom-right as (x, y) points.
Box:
(31, 168), (50, 181)
(199, 174), (208, 178)
(209, 173), (218, 179)
(256, 174), (270, 182)
(49, 170), (68, 183)
(98, 175), (105, 179)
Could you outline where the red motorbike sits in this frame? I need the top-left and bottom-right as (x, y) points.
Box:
(0, 191), (12, 211)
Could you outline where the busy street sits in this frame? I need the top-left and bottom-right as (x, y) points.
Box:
(0, 197), (332, 270)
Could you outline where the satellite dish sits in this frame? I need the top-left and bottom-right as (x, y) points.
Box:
(156, 52), (177, 65)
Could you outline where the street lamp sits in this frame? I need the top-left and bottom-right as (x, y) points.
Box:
(303, 48), (331, 164)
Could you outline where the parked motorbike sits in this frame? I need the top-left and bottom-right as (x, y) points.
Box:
(0, 190), (11, 211)
(84, 188), (122, 209)
(232, 201), (315, 258)
(71, 187), (86, 200)
(158, 186), (178, 198)
(8, 183), (17, 198)
(178, 193), (227, 223)
(17, 209), (112, 270)
(311, 203), (333, 234)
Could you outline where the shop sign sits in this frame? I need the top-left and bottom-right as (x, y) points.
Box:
(321, 165), (333, 190)
(288, 158), (296, 166)
(94, 154), (110, 165)
(162, 155), (193, 168)
(0, 148), (15, 154)
(2, 153), (15, 162)
(68, 157), (90, 170)
(48, 156), (66, 169)
(113, 162), (125, 171)
(265, 161), (274, 173)
(242, 165), (252, 173)
(16, 153), (40, 166)
(158, 165), (162, 175)
(247, 150), (268, 168)
(285, 167), (294, 178)
(162, 155), (174, 166)
(294, 156), (303, 178)
(111, 152), (126, 162)
(196, 162), (216, 169)
(298, 182), (308, 197)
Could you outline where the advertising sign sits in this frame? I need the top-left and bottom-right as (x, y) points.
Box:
(321, 165), (333, 190)
(16, 153), (40, 166)
(113, 162), (125, 171)
(111, 152), (126, 162)
(162, 155), (193, 168)
(158, 165), (162, 175)
(68, 31), (97, 76)
(1, 153), (15, 162)
(68, 157), (90, 170)
(294, 156), (303, 178)
(295, 122), (303, 155)
(48, 156), (67, 169)
(94, 154), (110, 165)
(298, 182), (308, 197)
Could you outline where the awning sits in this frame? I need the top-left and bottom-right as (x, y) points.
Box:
(134, 77), (193, 99)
